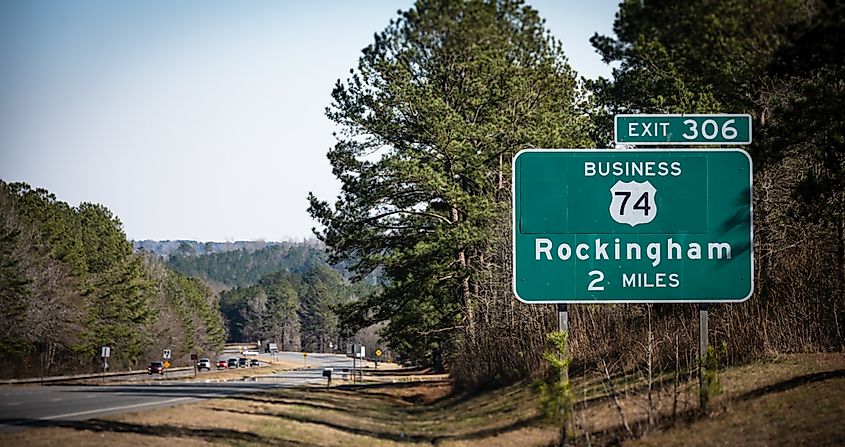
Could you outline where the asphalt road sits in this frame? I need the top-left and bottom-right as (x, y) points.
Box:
(0, 352), (360, 433)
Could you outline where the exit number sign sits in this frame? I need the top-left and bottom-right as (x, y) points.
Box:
(615, 114), (752, 145)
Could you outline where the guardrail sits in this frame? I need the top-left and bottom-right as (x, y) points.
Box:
(0, 366), (193, 385)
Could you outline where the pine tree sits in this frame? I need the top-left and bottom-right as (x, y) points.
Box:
(309, 0), (592, 365)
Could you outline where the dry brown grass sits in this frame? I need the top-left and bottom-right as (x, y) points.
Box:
(629, 372), (845, 446)
(5, 354), (844, 446)
(572, 353), (845, 446)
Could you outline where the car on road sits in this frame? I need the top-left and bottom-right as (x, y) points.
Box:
(216, 359), (228, 369)
(238, 357), (248, 368)
(197, 357), (211, 371)
(249, 359), (260, 367)
(227, 358), (238, 368)
(148, 361), (164, 375)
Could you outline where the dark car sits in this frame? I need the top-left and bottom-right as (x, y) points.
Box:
(249, 359), (260, 367)
(216, 359), (228, 369)
(238, 357), (248, 368)
(148, 361), (164, 375)
(227, 358), (238, 368)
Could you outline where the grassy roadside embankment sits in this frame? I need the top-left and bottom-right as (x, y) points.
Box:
(5, 354), (843, 446)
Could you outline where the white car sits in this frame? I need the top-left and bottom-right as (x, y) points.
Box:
(197, 357), (211, 370)
(242, 350), (259, 356)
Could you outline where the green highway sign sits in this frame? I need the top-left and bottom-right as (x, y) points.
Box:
(512, 149), (753, 303)
(615, 114), (752, 145)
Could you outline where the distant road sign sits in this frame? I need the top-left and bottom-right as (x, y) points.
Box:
(512, 149), (753, 303)
(615, 114), (752, 145)
(163, 349), (171, 359)
(101, 346), (111, 358)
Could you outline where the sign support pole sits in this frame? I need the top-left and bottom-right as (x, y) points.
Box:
(699, 303), (709, 413)
(558, 303), (569, 382)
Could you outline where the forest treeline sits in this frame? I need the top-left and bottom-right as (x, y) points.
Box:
(309, 0), (844, 390)
(164, 241), (327, 290)
(0, 180), (374, 379)
(163, 240), (378, 350)
(0, 181), (226, 379)
(218, 264), (377, 352)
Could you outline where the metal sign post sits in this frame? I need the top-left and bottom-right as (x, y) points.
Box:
(357, 345), (366, 382)
(557, 304), (568, 383)
(101, 346), (110, 382)
(699, 304), (710, 412)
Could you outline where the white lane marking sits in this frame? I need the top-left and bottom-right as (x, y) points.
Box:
(40, 397), (194, 421)
(50, 398), (62, 402)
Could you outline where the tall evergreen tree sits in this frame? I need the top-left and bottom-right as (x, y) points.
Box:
(309, 0), (592, 366)
(300, 264), (344, 352)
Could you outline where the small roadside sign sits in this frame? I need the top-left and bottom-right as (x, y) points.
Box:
(615, 114), (752, 145)
(163, 349), (171, 359)
(163, 360), (171, 369)
(101, 346), (111, 358)
(375, 349), (382, 357)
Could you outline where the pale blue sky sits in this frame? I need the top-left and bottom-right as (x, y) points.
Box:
(0, 0), (618, 241)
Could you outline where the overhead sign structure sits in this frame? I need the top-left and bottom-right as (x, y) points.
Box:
(615, 114), (752, 145)
(512, 149), (753, 303)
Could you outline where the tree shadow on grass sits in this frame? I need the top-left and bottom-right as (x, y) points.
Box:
(211, 405), (544, 444)
(225, 390), (411, 422)
(734, 369), (845, 402)
(270, 383), (532, 427)
(0, 418), (324, 446)
(227, 382), (465, 422)
(574, 369), (845, 447)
